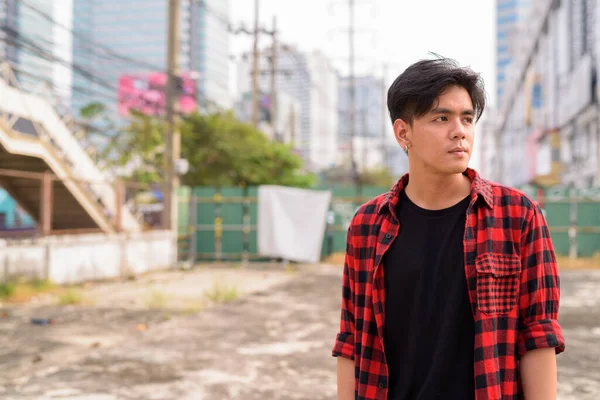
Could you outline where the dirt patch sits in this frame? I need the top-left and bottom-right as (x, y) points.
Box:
(557, 255), (600, 270)
(322, 253), (345, 265)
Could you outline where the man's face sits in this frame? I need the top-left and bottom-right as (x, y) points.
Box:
(394, 85), (475, 176)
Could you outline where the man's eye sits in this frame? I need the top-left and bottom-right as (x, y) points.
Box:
(435, 116), (447, 122)
(464, 117), (474, 124)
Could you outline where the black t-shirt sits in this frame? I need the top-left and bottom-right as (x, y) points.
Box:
(383, 190), (475, 400)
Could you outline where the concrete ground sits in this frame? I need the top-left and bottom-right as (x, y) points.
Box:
(0, 264), (598, 399)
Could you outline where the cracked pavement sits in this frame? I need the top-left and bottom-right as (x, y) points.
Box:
(0, 265), (598, 399)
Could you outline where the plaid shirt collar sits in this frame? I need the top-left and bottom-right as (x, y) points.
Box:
(376, 168), (494, 215)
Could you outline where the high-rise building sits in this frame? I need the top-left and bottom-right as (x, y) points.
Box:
(235, 46), (339, 171)
(306, 51), (339, 170)
(338, 75), (388, 171)
(496, 0), (532, 107)
(338, 75), (384, 141)
(71, 0), (230, 118)
(495, 0), (600, 188)
(200, 0), (230, 110)
(0, 0), (56, 95)
(0, 0), (20, 73)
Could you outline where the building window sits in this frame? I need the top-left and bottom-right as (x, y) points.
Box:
(497, 58), (511, 68)
(497, 0), (518, 11)
(497, 44), (509, 54)
(497, 14), (518, 25)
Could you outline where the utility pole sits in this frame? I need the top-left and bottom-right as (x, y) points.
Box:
(269, 15), (278, 141)
(251, 0), (260, 128)
(163, 0), (180, 248)
(348, 0), (359, 189)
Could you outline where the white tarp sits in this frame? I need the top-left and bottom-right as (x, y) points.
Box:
(257, 186), (332, 263)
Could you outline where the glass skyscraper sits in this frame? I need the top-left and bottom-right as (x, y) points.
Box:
(71, 0), (230, 118)
(0, 0), (55, 95)
(496, 0), (531, 107)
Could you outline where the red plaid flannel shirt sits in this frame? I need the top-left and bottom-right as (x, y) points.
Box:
(332, 168), (565, 400)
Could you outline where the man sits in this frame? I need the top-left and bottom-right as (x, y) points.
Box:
(332, 58), (565, 400)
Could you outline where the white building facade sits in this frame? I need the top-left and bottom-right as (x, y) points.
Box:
(494, 0), (599, 188)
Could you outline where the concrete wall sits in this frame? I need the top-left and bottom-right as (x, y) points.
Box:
(0, 230), (175, 284)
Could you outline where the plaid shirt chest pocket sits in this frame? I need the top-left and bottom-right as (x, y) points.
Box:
(475, 252), (521, 315)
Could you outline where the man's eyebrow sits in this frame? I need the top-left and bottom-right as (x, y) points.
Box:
(430, 107), (475, 115)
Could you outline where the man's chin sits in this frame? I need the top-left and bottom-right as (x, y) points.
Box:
(444, 163), (470, 175)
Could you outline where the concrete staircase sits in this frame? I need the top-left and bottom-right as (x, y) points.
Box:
(0, 63), (140, 233)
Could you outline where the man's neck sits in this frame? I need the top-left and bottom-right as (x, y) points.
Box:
(404, 168), (472, 211)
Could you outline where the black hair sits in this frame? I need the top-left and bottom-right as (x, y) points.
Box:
(387, 57), (486, 125)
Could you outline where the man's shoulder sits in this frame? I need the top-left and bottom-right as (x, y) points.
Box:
(348, 192), (389, 228)
(484, 178), (541, 214)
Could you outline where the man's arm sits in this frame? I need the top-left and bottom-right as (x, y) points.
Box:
(337, 356), (355, 400)
(520, 348), (557, 399)
(332, 224), (358, 398)
(518, 203), (565, 397)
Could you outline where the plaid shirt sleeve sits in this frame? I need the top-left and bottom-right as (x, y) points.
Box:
(517, 203), (566, 356)
(332, 224), (356, 360)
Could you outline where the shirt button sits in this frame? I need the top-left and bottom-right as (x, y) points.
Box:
(385, 234), (392, 239)
(378, 382), (387, 389)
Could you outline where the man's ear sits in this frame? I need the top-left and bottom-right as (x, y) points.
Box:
(393, 118), (411, 149)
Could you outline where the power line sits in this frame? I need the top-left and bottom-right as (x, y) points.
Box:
(2, 27), (225, 116)
(18, 0), (165, 72)
(4, 60), (119, 105)
(7, 1), (230, 121)
(1, 27), (120, 94)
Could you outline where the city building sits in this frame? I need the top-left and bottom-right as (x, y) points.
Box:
(235, 46), (339, 171)
(233, 90), (301, 145)
(71, 0), (230, 119)
(474, 115), (496, 178)
(385, 142), (408, 178)
(339, 136), (383, 172)
(306, 51), (339, 170)
(496, 0), (532, 106)
(0, 0), (57, 96)
(0, 0), (18, 68)
(494, 0), (599, 188)
(338, 75), (385, 140)
(338, 75), (388, 172)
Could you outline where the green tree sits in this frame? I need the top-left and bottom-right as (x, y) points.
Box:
(78, 102), (122, 167)
(93, 109), (316, 188)
(181, 112), (315, 187)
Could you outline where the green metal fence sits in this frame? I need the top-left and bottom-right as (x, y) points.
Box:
(177, 185), (600, 262)
(520, 186), (600, 258)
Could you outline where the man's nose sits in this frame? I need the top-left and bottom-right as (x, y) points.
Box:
(451, 119), (467, 139)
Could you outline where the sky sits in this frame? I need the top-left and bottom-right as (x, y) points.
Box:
(230, 0), (497, 110)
